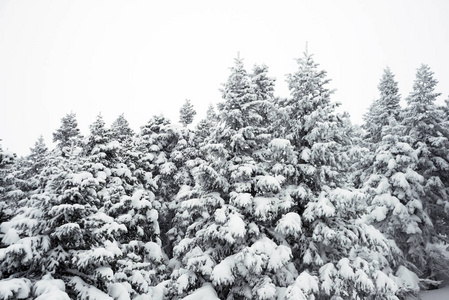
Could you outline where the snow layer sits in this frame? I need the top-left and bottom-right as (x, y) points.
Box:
(419, 285), (449, 300)
(34, 275), (70, 300)
(0, 278), (31, 300)
(181, 283), (220, 300)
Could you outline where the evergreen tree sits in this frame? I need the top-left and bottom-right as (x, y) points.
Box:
(357, 68), (402, 189)
(0, 140), (14, 169)
(363, 118), (432, 290)
(179, 99), (197, 127)
(250, 64), (276, 131)
(275, 52), (350, 188)
(28, 136), (48, 176)
(362, 99), (381, 144)
(363, 68), (402, 146)
(0, 140), (15, 227)
(84, 114), (114, 162)
(206, 103), (217, 121)
(168, 58), (292, 299)
(399, 65), (449, 281)
(195, 104), (218, 145)
(0, 113), (165, 299)
(132, 115), (181, 262)
(53, 113), (82, 157)
(111, 113), (134, 145)
(274, 53), (400, 299)
(377, 68), (401, 123)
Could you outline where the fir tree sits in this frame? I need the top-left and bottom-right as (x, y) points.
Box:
(251, 64), (276, 130)
(399, 65), (449, 281)
(111, 113), (134, 145)
(0, 140), (14, 169)
(179, 99), (197, 127)
(53, 113), (82, 157)
(84, 114), (114, 162)
(275, 53), (400, 299)
(28, 135), (48, 176)
(363, 68), (402, 145)
(168, 58), (292, 299)
(195, 104), (218, 145)
(206, 103), (217, 121)
(363, 118), (431, 287)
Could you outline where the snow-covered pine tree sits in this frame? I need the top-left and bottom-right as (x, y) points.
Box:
(0, 113), (166, 299)
(206, 103), (217, 121)
(179, 99), (197, 127)
(110, 113), (134, 145)
(133, 114), (180, 200)
(84, 114), (113, 160)
(363, 68), (401, 146)
(275, 52), (349, 189)
(273, 53), (400, 299)
(82, 114), (166, 298)
(0, 140), (16, 228)
(53, 112), (83, 157)
(0, 137), (49, 243)
(0, 151), (96, 299)
(362, 98), (381, 145)
(168, 58), (300, 300)
(355, 68), (402, 189)
(399, 65), (449, 281)
(131, 115), (183, 273)
(251, 64), (276, 129)
(363, 117), (433, 295)
(162, 126), (202, 258)
(195, 104), (218, 146)
(0, 140), (14, 169)
(28, 135), (49, 176)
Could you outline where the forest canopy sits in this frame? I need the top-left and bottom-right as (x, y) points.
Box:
(1, 53), (449, 300)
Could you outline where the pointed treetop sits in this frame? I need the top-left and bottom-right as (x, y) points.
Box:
(53, 112), (81, 154)
(111, 113), (134, 143)
(179, 99), (197, 127)
(407, 64), (441, 106)
(206, 104), (217, 121)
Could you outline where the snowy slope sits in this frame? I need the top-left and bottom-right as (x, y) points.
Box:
(420, 286), (449, 300)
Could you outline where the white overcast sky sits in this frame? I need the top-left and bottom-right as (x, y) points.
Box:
(1, 0), (449, 156)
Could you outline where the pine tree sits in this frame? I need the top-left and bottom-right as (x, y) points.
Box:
(0, 140), (16, 227)
(274, 53), (400, 299)
(0, 140), (14, 169)
(111, 113), (134, 145)
(195, 104), (218, 146)
(179, 99), (197, 127)
(28, 136), (48, 176)
(168, 58), (294, 299)
(251, 64), (276, 131)
(363, 118), (432, 288)
(206, 103), (217, 121)
(357, 68), (403, 188)
(399, 65), (449, 281)
(275, 52), (350, 188)
(0, 113), (167, 299)
(363, 68), (402, 146)
(83, 114), (115, 162)
(53, 113), (82, 157)
(132, 115), (180, 263)
(362, 99), (382, 144)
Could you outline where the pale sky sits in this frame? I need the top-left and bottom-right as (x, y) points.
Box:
(1, 0), (449, 156)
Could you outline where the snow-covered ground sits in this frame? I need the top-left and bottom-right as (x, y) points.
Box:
(182, 284), (449, 300)
(419, 285), (449, 300)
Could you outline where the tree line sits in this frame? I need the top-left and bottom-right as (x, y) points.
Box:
(0, 53), (448, 299)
